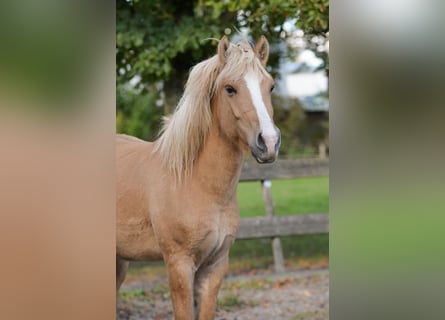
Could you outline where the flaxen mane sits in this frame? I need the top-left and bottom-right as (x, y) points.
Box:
(155, 38), (270, 180)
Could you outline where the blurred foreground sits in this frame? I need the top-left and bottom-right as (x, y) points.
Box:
(119, 265), (328, 320)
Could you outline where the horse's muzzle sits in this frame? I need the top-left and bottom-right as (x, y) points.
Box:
(251, 128), (281, 163)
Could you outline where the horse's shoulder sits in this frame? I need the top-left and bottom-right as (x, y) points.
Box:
(116, 134), (153, 162)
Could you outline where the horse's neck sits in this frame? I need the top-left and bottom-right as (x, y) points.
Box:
(193, 120), (243, 199)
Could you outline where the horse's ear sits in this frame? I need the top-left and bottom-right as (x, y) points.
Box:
(218, 36), (230, 64)
(255, 35), (269, 66)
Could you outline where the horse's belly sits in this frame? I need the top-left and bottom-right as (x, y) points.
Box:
(116, 218), (163, 261)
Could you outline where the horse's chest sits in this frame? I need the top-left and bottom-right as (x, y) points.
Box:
(195, 208), (239, 267)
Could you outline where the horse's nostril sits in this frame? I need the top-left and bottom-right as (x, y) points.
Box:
(256, 132), (267, 152)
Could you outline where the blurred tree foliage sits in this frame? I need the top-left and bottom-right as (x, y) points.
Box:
(116, 83), (163, 140)
(272, 95), (306, 156)
(116, 0), (328, 154)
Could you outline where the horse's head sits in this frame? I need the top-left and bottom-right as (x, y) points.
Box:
(214, 36), (281, 163)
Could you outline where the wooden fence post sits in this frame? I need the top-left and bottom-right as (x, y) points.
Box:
(261, 179), (285, 273)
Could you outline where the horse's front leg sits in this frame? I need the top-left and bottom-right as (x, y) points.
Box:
(194, 253), (229, 320)
(166, 254), (196, 320)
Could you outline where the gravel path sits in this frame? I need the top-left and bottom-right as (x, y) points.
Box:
(117, 268), (329, 320)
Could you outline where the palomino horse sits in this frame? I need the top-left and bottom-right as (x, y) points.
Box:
(116, 35), (281, 320)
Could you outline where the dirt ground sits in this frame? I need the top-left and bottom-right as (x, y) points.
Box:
(117, 267), (329, 320)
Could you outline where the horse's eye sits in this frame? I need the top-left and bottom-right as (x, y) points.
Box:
(225, 86), (237, 96)
(270, 85), (275, 93)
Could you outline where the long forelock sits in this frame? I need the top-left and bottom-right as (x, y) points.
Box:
(215, 39), (270, 92)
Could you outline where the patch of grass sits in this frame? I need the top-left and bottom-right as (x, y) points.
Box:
(119, 288), (146, 300)
(230, 234), (329, 258)
(282, 234), (329, 258)
(229, 234), (329, 271)
(237, 176), (329, 217)
(217, 293), (245, 311)
(152, 284), (171, 298)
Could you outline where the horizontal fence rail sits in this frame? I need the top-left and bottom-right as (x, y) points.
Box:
(239, 158), (329, 181)
(237, 213), (329, 239)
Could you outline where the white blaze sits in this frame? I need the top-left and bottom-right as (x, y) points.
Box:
(244, 71), (277, 152)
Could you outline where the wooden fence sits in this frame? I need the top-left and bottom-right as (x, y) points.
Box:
(237, 158), (329, 273)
